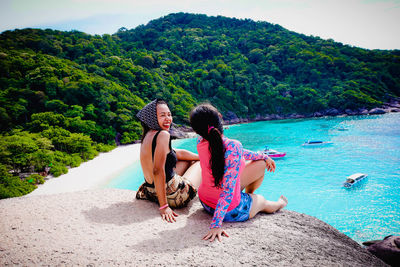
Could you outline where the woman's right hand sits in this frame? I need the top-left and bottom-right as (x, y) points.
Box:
(159, 206), (178, 223)
(203, 227), (229, 242)
(265, 157), (276, 172)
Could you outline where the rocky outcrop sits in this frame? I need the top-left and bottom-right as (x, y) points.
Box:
(0, 189), (387, 266)
(363, 235), (400, 266)
(369, 108), (386, 115)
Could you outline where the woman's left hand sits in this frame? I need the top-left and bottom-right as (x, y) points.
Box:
(203, 228), (229, 242)
(265, 157), (276, 172)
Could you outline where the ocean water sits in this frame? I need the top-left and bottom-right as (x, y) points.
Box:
(107, 113), (400, 243)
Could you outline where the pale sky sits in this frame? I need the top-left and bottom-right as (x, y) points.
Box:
(1, 0), (399, 50)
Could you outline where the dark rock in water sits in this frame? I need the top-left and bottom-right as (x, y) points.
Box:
(288, 113), (305, 119)
(169, 127), (189, 139)
(345, 109), (357, 115)
(223, 111), (238, 121)
(313, 112), (323, 117)
(325, 108), (340, 116)
(359, 108), (369, 115)
(253, 114), (264, 121)
(363, 235), (400, 266)
(369, 108), (386, 115)
(383, 107), (400, 113)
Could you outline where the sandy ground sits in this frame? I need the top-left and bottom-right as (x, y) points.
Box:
(29, 143), (141, 196)
(2, 142), (387, 266)
(0, 189), (386, 266)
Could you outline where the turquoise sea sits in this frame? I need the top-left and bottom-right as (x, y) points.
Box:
(108, 113), (400, 243)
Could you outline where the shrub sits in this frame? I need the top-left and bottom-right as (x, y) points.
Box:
(96, 143), (115, 152)
(0, 165), (36, 199)
(50, 164), (68, 177)
(26, 173), (45, 184)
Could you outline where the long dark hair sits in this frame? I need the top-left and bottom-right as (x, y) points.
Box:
(140, 99), (169, 142)
(190, 104), (225, 188)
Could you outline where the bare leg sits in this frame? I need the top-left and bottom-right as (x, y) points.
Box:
(249, 194), (288, 219)
(240, 160), (266, 194)
(182, 161), (202, 189)
(175, 160), (191, 176)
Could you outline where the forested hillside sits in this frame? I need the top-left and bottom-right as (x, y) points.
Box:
(1, 12), (399, 198)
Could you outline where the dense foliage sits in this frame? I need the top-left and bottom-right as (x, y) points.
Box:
(1, 12), (399, 198)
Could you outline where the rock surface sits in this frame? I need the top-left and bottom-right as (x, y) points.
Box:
(0, 189), (386, 266)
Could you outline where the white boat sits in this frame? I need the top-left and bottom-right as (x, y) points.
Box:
(302, 140), (333, 146)
(343, 173), (368, 188)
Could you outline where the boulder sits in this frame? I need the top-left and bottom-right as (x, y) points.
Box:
(345, 109), (357, 116)
(369, 108), (386, 115)
(288, 113), (305, 119)
(223, 111), (238, 121)
(313, 112), (323, 117)
(169, 127), (190, 139)
(325, 108), (340, 116)
(363, 235), (400, 266)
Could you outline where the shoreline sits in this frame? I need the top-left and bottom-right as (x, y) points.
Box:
(173, 101), (400, 137)
(222, 100), (400, 125)
(31, 111), (399, 196)
(30, 111), (400, 196)
(29, 143), (141, 196)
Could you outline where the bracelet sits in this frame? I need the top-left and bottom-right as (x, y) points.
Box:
(159, 204), (169, 210)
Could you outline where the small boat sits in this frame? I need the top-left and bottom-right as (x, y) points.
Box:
(263, 147), (286, 158)
(302, 140), (333, 146)
(343, 173), (368, 188)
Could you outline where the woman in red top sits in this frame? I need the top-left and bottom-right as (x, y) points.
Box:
(190, 104), (288, 242)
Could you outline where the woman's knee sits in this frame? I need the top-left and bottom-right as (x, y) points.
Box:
(175, 160), (191, 175)
(254, 159), (267, 172)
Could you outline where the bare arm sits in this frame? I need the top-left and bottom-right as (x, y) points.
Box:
(175, 148), (199, 161)
(153, 131), (178, 222)
(243, 148), (275, 172)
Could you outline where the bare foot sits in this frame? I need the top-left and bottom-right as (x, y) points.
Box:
(278, 195), (288, 210)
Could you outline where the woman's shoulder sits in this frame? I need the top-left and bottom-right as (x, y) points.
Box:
(147, 130), (170, 148)
(157, 130), (170, 138)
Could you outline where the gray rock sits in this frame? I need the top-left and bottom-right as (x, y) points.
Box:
(313, 112), (323, 117)
(369, 108), (386, 115)
(345, 109), (357, 115)
(169, 127), (190, 139)
(363, 235), (400, 266)
(325, 108), (340, 116)
(223, 111), (238, 121)
(288, 113), (305, 119)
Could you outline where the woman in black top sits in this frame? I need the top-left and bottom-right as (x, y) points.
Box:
(136, 99), (201, 223)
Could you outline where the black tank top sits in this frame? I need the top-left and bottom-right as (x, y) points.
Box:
(146, 130), (177, 186)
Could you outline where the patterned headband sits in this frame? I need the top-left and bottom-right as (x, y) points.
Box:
(136, 99), (163, 130)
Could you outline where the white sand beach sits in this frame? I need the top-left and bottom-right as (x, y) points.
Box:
(29, 143), (141, 196)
